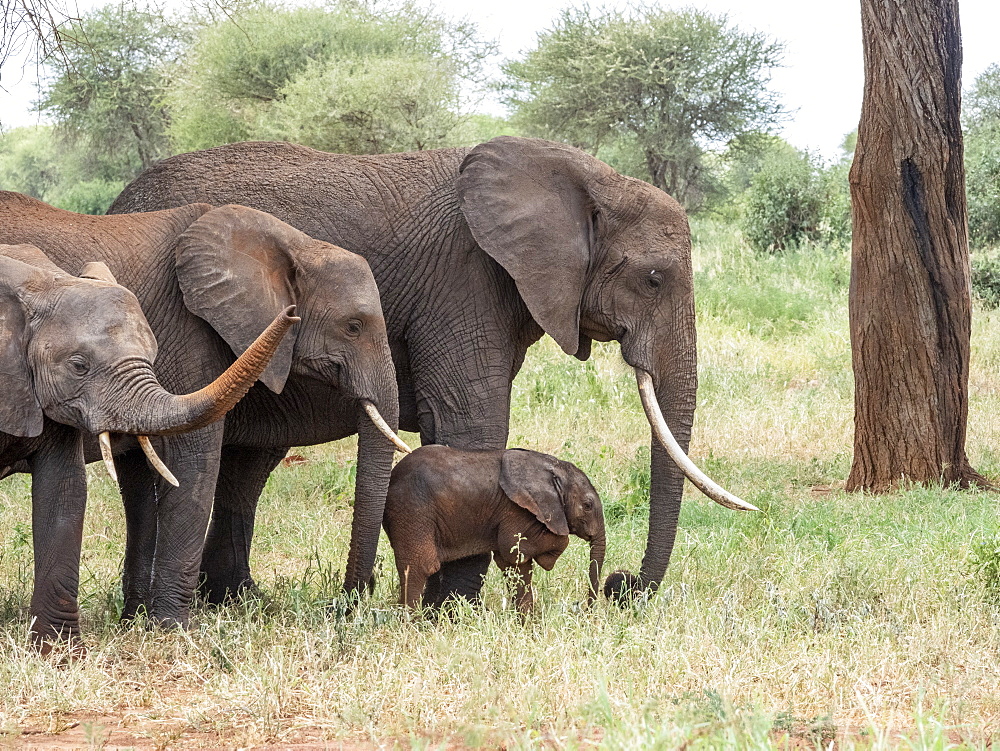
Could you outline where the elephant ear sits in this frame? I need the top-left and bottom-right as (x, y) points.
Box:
(457, 137), (601, 357)
(0, 242), (66, 276)
(0, 252), (50, 438)
(175, 204), (309, 393)
(79, 261), (118, 284)
(500, 448), (570, 537)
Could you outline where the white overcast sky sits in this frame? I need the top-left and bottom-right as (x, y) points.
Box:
(2, 0), (1000, 159)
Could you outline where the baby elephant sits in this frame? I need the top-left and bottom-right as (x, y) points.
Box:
(383, 445), (606, 612)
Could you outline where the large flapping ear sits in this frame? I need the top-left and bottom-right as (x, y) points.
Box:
(175, 204), (309, 393)
(457, 137), (603, 357)
(500, 448), (570, 537)
(0, 251), (51, 437)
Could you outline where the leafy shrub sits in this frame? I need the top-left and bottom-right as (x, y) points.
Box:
(971, 250), (1000, 308)
(741, 150), (824, 253)
(966, 124), (1000, 250)
(970, 534), (1000, 604)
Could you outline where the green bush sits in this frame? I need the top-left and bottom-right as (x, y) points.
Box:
(966, 123), (1000, 250)
(971, 250), (1000, 308)
(741, 150), (825, 253)
(48, 178), (124, 215)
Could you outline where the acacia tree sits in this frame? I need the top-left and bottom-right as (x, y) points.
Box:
(848, 0), (987, 491)
(38, 4), (180, 177)
(167, 2), (494, 154)
(503, 6), (784, 208)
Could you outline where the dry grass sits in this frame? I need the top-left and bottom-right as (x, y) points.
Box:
(4, 220), (1000, 748)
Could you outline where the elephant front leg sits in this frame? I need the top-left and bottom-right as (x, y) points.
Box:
(495, 556), (535, 614)
(28, 426), (87, 648)
(145, 429), (224, 628)
(199, 445), (287, 604)
(118, 448), (158, 622)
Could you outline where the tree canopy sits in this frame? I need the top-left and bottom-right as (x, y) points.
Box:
(503, 5), (785, 208)
(37, 3), (181, 177)
(964, 64), (1000, 249)
(167, 2), (495, 154)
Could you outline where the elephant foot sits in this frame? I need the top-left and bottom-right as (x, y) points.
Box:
(197, 572), (262, 606)
(603, 569), (655, 607)
(36, 636), (87, 662)
(120, 597), (150, 624)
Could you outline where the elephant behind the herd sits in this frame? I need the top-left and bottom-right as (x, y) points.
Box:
(0, 196), (408, 632)
(0, 242), (296, 645)
(109, 135), (754, 606)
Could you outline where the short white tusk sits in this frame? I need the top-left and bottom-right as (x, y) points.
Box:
(635, 368), (759, 512)
(138, 436), (180, 487)
(361, 401), (412, 454)
(98, 431), (118, 484)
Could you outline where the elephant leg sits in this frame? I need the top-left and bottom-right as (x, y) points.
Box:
(409, 331), (521, 607)
(28, 426), (86, 647)
(199, 445), (287, 604)
(146, 429), (224, 628)
(421, 554), (492, 608)
(494, 552), (535, 614)
(397, 559), (436, 609)
(118, 448), (158, 622)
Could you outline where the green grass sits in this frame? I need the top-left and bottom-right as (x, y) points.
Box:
(3, 219), (1000, 747)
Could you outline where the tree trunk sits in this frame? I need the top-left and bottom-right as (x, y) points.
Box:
(847, 0), (988, 491)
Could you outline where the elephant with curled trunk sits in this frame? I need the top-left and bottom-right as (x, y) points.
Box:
(108, 135), (755, 606)
(0, 194), (406, 627)
(0, 243), (294, 646)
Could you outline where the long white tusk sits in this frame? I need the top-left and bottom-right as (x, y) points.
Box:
(138, 436), (180, 487)
(98, 431), (118, 484)
(361, 401), (412, 454)
(635, 368), (759, 512)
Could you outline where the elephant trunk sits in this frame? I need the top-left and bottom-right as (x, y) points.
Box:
(604, 324), (693, 603)
(105, 307), (298, 437)
(342, 363), (401, 599)
(587, 527), (606, 604)
(605, 364), (755, 605)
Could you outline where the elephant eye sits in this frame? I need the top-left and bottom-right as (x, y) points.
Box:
(346, 319), (363, 337)
(646, 271), (663, 289)
(67, 354), (90, 376)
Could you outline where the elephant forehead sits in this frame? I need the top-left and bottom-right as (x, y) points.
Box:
(45, 285), (157, 351)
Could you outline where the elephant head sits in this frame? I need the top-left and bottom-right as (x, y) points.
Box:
(172, 205), (406, 590)
(458, 137), (754, 603)
(0, 243), (298, 479)
(500, 449), (606, 603)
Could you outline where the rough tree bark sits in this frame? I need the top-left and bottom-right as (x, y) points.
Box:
(847, 0), (987, 491)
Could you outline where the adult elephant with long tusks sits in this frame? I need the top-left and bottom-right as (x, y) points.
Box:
(0, 243), (294, 647)
(108, 135), (754, 606)
(0, 194), (406, 627)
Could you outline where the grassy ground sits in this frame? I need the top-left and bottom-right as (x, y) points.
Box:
(4, 219), (1000, 748)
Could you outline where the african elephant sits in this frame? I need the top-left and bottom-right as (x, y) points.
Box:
(0, 193), (406, 627)
(0, 242), (294, 645)
(108, 135), (755, 606)
(384, 445), (605, 613)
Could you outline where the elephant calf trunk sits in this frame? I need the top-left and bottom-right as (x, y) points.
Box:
(587, 533), (606, 604)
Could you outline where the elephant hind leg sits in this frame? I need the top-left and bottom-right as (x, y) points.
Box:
(421, 553), (492, 609)
(200, 445), (287, 604)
